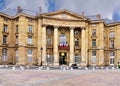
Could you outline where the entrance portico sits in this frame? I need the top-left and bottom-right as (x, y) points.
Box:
(40, 10), (88, 66)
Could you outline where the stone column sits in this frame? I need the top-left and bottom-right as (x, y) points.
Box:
(81, 27), (86, 66)
(54, 26), (59, 66)
(69, 27), (74, 66)
(42, 25), (46, 65)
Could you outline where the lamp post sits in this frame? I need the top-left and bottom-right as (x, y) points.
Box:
(40, 47), (43, 66)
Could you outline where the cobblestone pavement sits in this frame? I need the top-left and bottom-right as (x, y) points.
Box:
(0, 69), (120, 86)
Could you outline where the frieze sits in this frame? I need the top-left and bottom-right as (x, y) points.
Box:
(42, 18), (85, 27)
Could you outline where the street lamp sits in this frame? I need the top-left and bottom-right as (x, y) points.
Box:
(40, 47), (43, 66)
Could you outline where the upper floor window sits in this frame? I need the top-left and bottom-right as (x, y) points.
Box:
(47, 37), (52, 45)
(3, 24), (8, 32)
(2, 48), (7, 62)
(47, 28), (52, 35)
(4, 17), (8, 22)
(16, 25), (18, 33)
(75, 38), (79, 46)
(110, 32), (114, 38)
(28, 49), (32, 62)
(60, 34), (66, 44)
(16, 36), (18, 44)
(110, 26), (115, 29)
(3, 35), (7, 44)
(28, 19), (33, 23)
(92, 29), (96, 36)
(28, 36), (32, 44)
(28, 25), (33, 33)
(110, 40), (114, 48)
(92, 39), (96, 47)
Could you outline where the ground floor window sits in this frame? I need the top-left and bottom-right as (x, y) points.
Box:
(110, 51), (115, 65)
(16, 49), (18, 63)
(28, 49), (32, 62)
(74, 54), (80, 63)
(2, 48), (7, 62)
(92, 51), (96, 63)
(46, 54), (53, 63)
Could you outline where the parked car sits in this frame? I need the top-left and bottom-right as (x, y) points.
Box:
(71, 64), (78, 69)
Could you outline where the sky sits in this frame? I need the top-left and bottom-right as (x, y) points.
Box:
(0, 0), (120, 21)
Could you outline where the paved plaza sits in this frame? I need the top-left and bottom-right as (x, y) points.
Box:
(0, 66), (120, 86)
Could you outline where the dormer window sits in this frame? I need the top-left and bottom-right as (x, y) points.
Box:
(4, 17), (8, 22)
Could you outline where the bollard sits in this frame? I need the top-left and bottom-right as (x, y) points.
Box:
(47, 67), (49, 70)
(85, 67), (88, 70)
(26, 66), (29, 69)
(63, 67), (66, 71)
(92, 67), (95, 70)
(12, 66), (15, 70)
(70, 67), (73, 70)
(112, 67), (115, 70)
(106, 67), (108, 70)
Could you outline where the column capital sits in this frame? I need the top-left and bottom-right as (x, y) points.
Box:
(54, 25), (59, 28)
(42, 24), (47, 27)
(70, 26), (75, 29)
(81, 27), (86, 30)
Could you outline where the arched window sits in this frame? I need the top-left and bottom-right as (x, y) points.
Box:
(2, 48), (7, 62)
(60, 34), (66, 44)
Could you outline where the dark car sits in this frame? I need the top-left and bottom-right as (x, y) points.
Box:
(71, 64), (78, 69)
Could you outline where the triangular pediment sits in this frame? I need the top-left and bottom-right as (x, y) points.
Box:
(41, 9), (87, 20)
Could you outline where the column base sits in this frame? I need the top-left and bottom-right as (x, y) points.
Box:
(69, 62), (74, 66)
(80, 62), (87, 67)
(53, 62), (59, 66)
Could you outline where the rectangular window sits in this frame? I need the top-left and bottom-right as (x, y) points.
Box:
(16, 25), (18, 33)
(2, 48), (7, 62)
(3, 35), (7, 44)
(3, 24), (8, 32)
(110, 51), (115, 65)
(92, 39), (96, 47)
(28, 49), (32, 62)
(16, 49), (18, 63)
(92, 51), (96, 63)
(74, 54), (80, 63)
(4, 17), (8, 22)
(28, 25), (32, 33)
(47, 37), (52, 45)
(28, 19), (33, 23)
(92, 29), (96, 36)
(28, 36), (32, 44)
(110, 40), (114, 48)
(16, 36), (18, 44)
(110, 32), (114, 38)
(46, 54), (53, 63)
(75, 38), (79, 46)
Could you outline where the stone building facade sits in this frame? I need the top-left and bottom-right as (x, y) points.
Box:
(0, 9), (120, 66)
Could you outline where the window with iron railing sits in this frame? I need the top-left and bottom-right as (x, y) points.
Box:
(110, 40), (114, 48)
(3, 35), (7, 44)
(3, 24), (8, 32)
(28, 25), (33, 33)
(92, 29), (96, 36)
(28, 36), (32, 44)
(92, 39), (96, 47)
(92, 51), (96, 63)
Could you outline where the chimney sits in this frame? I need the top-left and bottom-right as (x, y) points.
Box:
(96, 14), (101, 19)
(82, 11), (84, 16)
(17, 6), (22, 13)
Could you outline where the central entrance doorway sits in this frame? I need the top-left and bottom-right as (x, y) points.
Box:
(59, 52), (67, 65)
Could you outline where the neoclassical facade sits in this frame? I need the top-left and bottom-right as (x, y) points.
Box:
(0, 9), (120, 66)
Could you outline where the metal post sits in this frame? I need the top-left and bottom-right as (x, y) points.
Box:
(40, 47), (43, 66)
